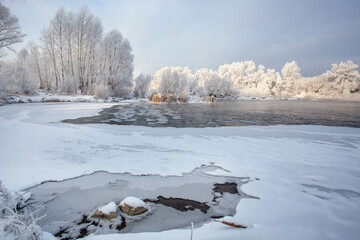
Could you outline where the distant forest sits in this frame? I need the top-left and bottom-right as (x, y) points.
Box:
(0, 4), (359, 101)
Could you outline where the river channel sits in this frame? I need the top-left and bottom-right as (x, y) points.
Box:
(64, 99), (360, 128)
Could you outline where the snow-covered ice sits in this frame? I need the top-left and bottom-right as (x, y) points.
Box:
(0, 102), (359, 240)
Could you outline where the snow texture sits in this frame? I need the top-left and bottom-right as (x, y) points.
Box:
(120, 197), (146, 208)
(0, 102), (359, 240)
(98, 202), (117, 215)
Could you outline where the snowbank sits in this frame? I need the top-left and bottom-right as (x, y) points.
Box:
(5, 91), (147, 104)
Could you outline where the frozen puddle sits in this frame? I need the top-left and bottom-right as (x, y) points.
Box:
(25, 165), (251, 239)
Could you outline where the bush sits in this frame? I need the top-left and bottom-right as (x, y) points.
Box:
(0, 181), (45, 240)
(94, 84), (111, 99)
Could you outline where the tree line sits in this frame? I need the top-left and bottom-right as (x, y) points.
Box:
(146, 60), (360, 100)
(0, 3), (359, 101)
(0, 4), (134, 99)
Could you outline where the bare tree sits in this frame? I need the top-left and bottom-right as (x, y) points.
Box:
(0, 2), (25, 52)
(134, 73), (151, 98)
(101, 30), (134, 97)
(28, 42), (44, 89)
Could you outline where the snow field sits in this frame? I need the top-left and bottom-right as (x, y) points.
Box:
(0, 103), (359, 239)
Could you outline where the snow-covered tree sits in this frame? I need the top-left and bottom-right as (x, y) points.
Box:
(218, 62), (245, 90)
(200, 71), (236, 97)
(279, 60), (301, 96)
(0, 2), (25, 54)
(325, 60), (360, 95)
(203, 73), (222, 96)
(150, 67), (191, 98)
(100, 30), (134, 97)
(263, 68), (281, 96)
(33, 6), (134, 96)
(0, 60), (15, 99)
(27, 42), (46, 90)
(133, 73), (151, 98)
(195, 68), (214, 96)
(13, 48), (37, 94)
(218, 61), (279, 96)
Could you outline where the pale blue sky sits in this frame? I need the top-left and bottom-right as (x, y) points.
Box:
(5, 0), (360, 77)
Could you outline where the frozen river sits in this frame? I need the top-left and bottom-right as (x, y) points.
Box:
(0, 101), (359, 240)
(64, 99), (360, 128)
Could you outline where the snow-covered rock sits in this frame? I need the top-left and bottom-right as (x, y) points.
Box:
(119, 197), (148, 216)
(91, 202), (117, 220)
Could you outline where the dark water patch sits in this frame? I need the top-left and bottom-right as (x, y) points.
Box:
(145, 196), (210, 214)
(63, 100), (360, 128)
(213, 182), (239, 194)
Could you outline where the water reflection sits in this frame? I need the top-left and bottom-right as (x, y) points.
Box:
(64, 99), (360, 128)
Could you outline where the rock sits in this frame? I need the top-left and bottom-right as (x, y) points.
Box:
(91, 202), (117, 220)
(119, 197), (148, 216)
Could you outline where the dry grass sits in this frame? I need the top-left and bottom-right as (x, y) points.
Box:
(151, 94), (165, 103)
(150, 94), (188, 103)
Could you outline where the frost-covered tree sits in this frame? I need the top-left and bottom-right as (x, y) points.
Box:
(0, 2), (25, 53)
(74, 6), (103, 93)
(0, 2), (25, 99)
(279, 60), (301, 96)
(195, 68), (214, 96)
(27, 42), (46, 90)
(100, 30), (134, 97)
(219, 76), (237, 97)
(133, 73), (151, 98)
(12, 48), (37, 94)
(203, 73), (222, 96)
(42, 6), (103, 93)
(150, 67), (191, 98)
(218, 61), (279, 96)
(325, 60), (360, 95)
(0, 60), (15, 99)
(204, 74), (236, 97)
(218, 62), (246, 90)
(218, 61), (257, 91)
(36, 6), (134, 96)
(262, 68), (281, 96)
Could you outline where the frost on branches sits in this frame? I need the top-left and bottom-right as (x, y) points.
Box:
(0, 6), (134, 99)
(149, 60), (360, 101)
(134, 73), (152, 98)
(150, 67), (193, 99)
(0, 182), (49, 240)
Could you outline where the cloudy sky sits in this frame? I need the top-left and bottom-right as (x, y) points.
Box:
(5, 0), (360, 77)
